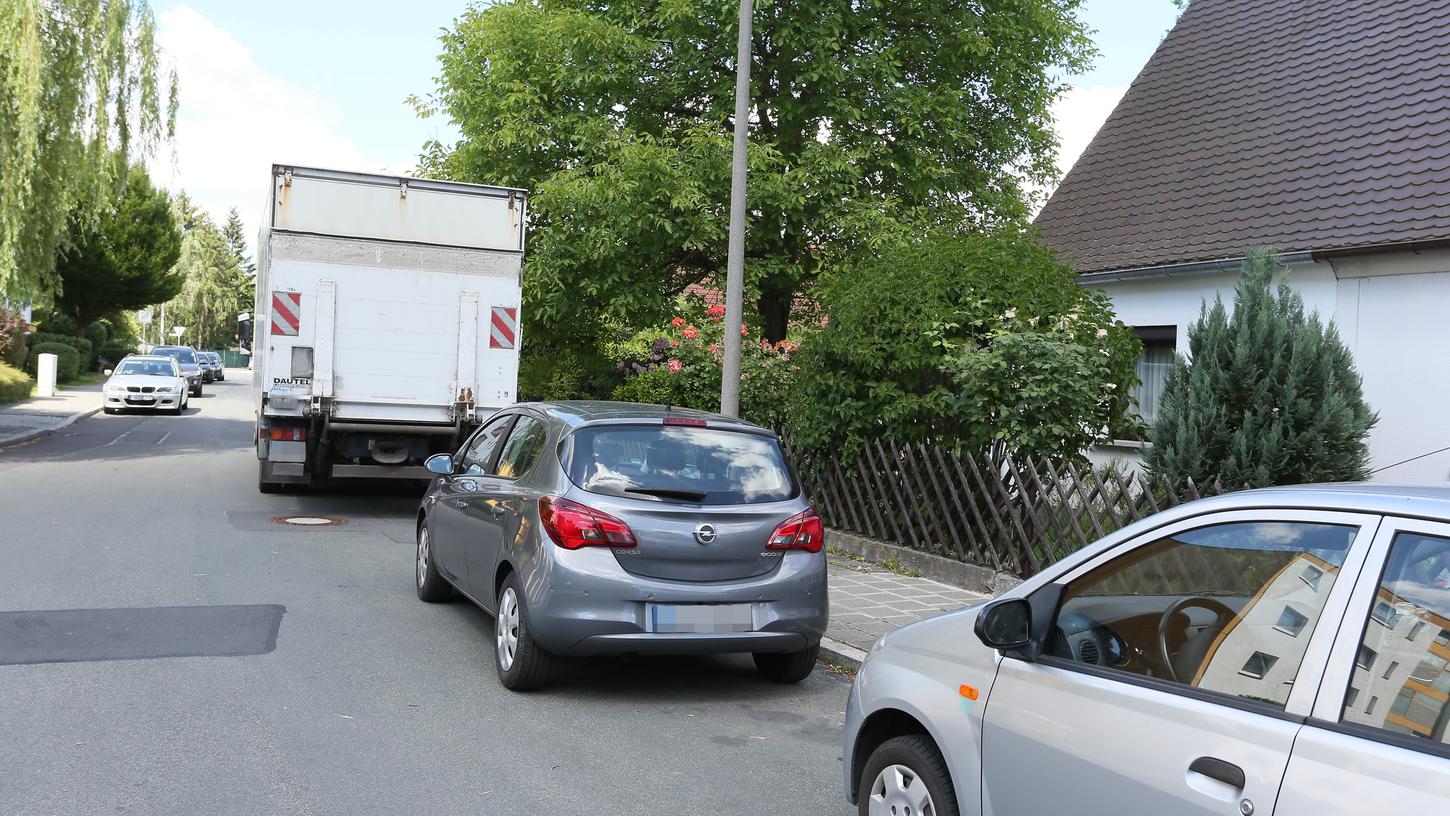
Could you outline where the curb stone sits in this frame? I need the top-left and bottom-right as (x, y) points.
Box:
(0, 406), (100, 449)
(819, 636), (866, 672)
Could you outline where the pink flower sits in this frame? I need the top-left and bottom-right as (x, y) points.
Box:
(707, 304), (726, 319)
(759, 337), (771, 351)
(708, 343), (720, 355)
(667, 358), (683, 374)
(670, 316), (686, 328)
(670, 339), (679, 347)
(740, 323), (749, 337)
(682, 325), (698, 340)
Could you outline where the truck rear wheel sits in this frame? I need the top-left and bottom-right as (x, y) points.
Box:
(258, 461), (284, 494)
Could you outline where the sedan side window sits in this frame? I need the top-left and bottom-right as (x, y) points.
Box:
(1051, 521), (1359, 709)
(1340, 532), (1450, 746)
(493, 416), (547, 479)
(458, 415), (513, 476)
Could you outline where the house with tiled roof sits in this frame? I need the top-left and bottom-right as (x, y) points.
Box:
(1035, 0), (1450, 481)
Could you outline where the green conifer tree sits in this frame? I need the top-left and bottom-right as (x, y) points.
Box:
(1145, 249), (1377, 487)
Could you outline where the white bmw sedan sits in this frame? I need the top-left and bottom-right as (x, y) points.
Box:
(844, 484), (1449, 816)
(102, 355), (190, 415)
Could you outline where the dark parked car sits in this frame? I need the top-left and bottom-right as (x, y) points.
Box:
(201, 351), (224, 381)
(149, 345), (204, 396)
(415, 401), (828, 690)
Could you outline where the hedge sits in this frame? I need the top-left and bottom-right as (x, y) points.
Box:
(0, 361), (31, 404)
(96, 343), (137, 368)
(28, 332), (94, 367)
(26, 342), (80, 383)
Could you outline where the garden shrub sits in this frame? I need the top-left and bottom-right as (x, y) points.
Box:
(28, 332), (93, 367)
(26, 342), (81, 383)
(0, 361), (32, 404)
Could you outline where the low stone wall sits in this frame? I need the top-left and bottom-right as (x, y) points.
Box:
(827, 528), (1022, 596)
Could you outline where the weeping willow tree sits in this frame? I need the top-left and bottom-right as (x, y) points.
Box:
(0, 0), (177, 299)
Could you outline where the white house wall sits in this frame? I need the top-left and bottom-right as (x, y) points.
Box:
(1086, 249), (1450, 483)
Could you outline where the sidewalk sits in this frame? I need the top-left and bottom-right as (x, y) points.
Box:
(822, 552), (990, 670)
(0, 382), (104, 447)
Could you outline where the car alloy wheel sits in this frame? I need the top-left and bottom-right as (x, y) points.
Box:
(416, 527), (430, 589)
(868, 765), (935, 816)
(496, 586), (520, 672)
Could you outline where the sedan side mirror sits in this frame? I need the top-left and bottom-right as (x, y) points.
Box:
(103, 369), (113, 376)
(424, 453), (455, 475)
(975, 598), (1032, 651)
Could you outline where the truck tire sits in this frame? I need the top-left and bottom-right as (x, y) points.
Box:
(258, 461), (284, 494)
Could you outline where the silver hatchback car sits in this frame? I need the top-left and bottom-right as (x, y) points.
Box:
(843, 484), (1450, 816)
(414, 401), (828, 690)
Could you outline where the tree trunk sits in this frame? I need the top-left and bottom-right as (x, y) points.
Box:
(757, 286), (792, 344)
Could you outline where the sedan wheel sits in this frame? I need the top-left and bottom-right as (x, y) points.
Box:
(496, 587), (519, 671)
(415, 523), (451, 603)
(859, 736), (957, 816)
(493, 572), (552, 691)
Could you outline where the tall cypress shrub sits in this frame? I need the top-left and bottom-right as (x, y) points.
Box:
(1146, 249), (1377, 486)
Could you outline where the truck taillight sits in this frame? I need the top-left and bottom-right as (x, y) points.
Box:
(539, 497), (637, 549)
(765, 508), (824, 553)
(270, 427), (306, 442)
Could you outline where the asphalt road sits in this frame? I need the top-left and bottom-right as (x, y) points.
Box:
(0, 376), (856, 816)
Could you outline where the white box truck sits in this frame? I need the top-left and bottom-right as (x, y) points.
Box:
(252, 165), (526, 492)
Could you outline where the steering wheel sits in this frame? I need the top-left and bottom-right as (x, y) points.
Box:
(1156, 596), (1237, 684)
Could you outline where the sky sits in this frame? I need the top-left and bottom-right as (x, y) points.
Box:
(148, 0), (1181, 246)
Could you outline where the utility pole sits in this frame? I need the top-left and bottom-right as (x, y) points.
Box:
(719, 0), (753, 418)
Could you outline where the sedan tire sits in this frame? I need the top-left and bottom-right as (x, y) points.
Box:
(415, 522), (452, 603)
(494, 572), (552, 691)
(753, 641), (820, 683)
(858, 735), (958, 816)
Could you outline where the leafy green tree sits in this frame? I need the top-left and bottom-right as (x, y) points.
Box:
(1146, 249), (1377, 486)
(419, 0), (1094, 345)
(55, 163), (183, 328)
(163, 217), (247, 350)
(788, 228), (1139, 461)
(1, 0), (177, 298)
(221, 207), (254, 274)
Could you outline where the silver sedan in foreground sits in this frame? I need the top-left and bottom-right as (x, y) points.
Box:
(844, 483), (1450, 816)
(414, 401), (828, 691)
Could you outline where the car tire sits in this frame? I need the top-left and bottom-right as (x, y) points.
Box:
(415, 522), (451, 603)
(494, 572), (552, 691)
(753, 641), (820, 683)
(103, 406), (115, 415)
(857, 735), (959, 816)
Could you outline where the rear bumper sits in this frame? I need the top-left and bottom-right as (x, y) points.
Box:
(524, 548), (829, 657)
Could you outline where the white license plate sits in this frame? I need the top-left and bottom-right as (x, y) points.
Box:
(646, 603), (754, 634)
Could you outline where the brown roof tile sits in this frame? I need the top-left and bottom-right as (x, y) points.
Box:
(1034, 0), (1450, 273)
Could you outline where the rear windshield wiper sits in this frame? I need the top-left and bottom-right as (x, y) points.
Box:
(624, 487), (708, 502)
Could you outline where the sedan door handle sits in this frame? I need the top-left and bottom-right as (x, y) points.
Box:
(454, 500), (467, 511)
(489, 505), (507, 517)
(1188, 756), (1245, 789)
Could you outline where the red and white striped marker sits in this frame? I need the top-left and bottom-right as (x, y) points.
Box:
(270, 291), (301, 336)
(489, 306), (517, 349)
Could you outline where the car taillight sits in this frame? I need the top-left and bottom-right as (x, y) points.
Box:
(765, 508), (824, 553)
(539, 497), (638, 549)
(269, 427), (306, 441)
(662, 416), (707, 427)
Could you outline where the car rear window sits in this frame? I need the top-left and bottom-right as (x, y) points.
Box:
(155, 348), (195, 364)
(564, 425), (795, 505)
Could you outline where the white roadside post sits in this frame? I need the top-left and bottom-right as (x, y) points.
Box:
(719, 0), (753, 418)
(36, 353), (58, 397)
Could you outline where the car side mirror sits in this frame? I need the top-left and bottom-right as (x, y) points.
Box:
(103, 369), (113, 376)
(975, 598), (1032, 651)
(424, 453), (455, 475)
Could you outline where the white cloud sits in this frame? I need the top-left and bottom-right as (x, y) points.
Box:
(1051, 83), (1127, 180)
(149, 6), (412, 248)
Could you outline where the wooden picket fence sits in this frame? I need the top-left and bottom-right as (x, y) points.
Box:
(781, 438), (1238, 579)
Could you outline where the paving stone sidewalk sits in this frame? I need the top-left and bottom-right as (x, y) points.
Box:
(0, 382), (103, 447)
(823, 553), (990, 668)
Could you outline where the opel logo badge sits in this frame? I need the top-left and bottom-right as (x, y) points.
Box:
(694, 523), (717, 544)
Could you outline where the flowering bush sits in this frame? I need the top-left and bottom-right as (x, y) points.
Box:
(611, 301), (801, 428)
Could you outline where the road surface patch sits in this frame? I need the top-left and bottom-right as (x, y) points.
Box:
(0, 604), (285, 665)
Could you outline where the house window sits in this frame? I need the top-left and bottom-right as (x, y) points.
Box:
(1382, 660), (1400, 680)
(1130, 326), (1176, 427)
(1371, 600), (1400, 629)
(1357, 645), (1377, 671)
(1408, 620), (1425, 641)
(1300, 565), (1324, 591)
(1275, 606), (1309, 637)
(1366, 695), (1379, 716)
(1345, 686), (1359, 707)
(1239, 651), (1278, 679)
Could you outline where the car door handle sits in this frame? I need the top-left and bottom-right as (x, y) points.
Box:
(454, 500), (467, 511)
(489, 505), (507, 517)
(1188, 757), (1245, 789)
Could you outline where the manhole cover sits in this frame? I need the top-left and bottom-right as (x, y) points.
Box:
(270, 515), (348, 527)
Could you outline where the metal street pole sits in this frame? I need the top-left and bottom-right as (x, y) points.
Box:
(719, 0), (753, 418)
